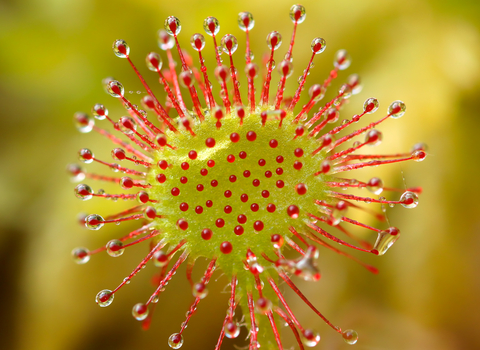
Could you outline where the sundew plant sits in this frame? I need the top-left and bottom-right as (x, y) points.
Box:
(69, 4), (425, 349)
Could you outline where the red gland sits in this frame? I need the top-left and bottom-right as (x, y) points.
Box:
(295, 125), (305, 137)
(320, 160), (331, 174)
(294, 148), (304, 157)
(234, 226), (244, 236)
(230, 133), (240, 142)
(267, 204), (276, 213)
(188, 150), (197, 159)
(216, 218), (225, 228)
(156, 174), (166, 183)
(246, 131), (257, 141)
(121, 177), (134, 189)
(205, 137), (216, 148)
(269, 139), (278, 148)
(137, 191), (149, 203)
(276, 155), (284, 163)
(271, 234), (284, 248)
(287, 205), (300, 219)
(112, 148), (126, 160)
(195, 206), (203, 214)
(253, 220), (264, 231)
(180, 202), (189, 211)
(237, 214), (247, 224)
(220, 241), (233, 254)
(201, 228), (212, 240)
(158, 160), (168, 169)
(293, 161), (303, 170)
(144, 207), (157, 219)
(176, 219), (188, 230)
(239, 151), (247, 159)
(206, 200), (213, 207)
(296, 183), (308, 195)
(180, 176), (188, 184)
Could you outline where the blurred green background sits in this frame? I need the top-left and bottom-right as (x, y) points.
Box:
(1, 0), (479, 349)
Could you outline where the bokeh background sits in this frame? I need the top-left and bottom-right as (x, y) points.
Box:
(1, 0), (479, 349)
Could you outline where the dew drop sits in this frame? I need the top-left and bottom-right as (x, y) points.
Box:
(106, 239), (124, 257)
(106, 80), (124, 98)
(245, 62), (258, 78)
(96, 289), (114, 307)
(203, 16), (220, 36)
(348, 73), (362, 94)
(388, 100), (407, 118)
(85, 214), (104, 230)
(255, 297), (272, 315)
(190, 33), (205, 51)
(145, 52), (163, 73)
(413, 150), (427, 162)
(78, 148), (94, 164)
(132, 303), (149, 321)
(221, 34), (238, 54)
(165, 16), (181, 36)
(334, 49), (351, 70)
(158, 29), (174, 50)
(365, 129), (382, 146)
(168, 333), (184, 349)
(289, 4), (306, 23)
(342, 329), (359, 345)
(332, 201), (347, 225)
(74, 112), (94, 133)
(278, 59), (293, 77)
(367, 177), (384, 195)
(153, 250), (169, 267)
(400, 191), (419, 208)
(266, 31), (282, 51)
(119, 116), (137, 135)
(112, 39), (130, 58)
(72, 247), (90, 264)
(373, 227), (400, 255)
(302, 329), (321, 347)
(363, 97), (379, 114)
(238, 11), (255, 31)
(74, 184), (93, 200)
(92, 103), (108, 120)
(311, 37), (326, 54)
(193, 282), (208, 299)
(224, 321), (241, 338)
